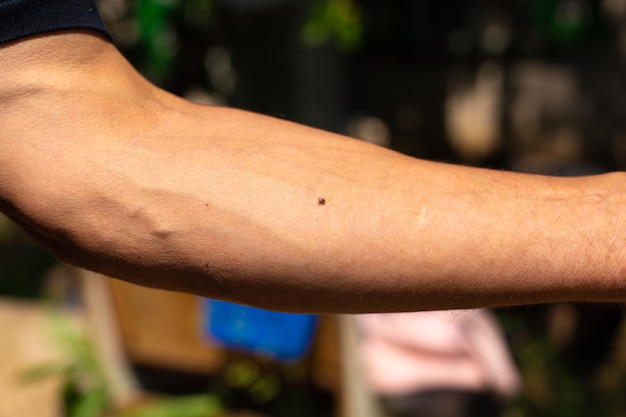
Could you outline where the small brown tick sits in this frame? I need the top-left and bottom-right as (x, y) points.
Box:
(317, 197), (326, 205)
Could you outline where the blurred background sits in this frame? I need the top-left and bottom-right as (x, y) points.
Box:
(4, 0), (626, 416)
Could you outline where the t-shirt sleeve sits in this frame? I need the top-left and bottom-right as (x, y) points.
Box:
(0, 0), (111, 45)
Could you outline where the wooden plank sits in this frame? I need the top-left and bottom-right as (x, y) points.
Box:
(107, 279), (226, 374)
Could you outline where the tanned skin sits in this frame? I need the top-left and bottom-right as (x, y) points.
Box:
(1, 31), (626, 313)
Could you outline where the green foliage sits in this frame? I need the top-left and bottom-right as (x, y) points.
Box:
(302, 0), (363, 53)
(20, 312), (111, 417)
(533, 0), (601, 44)
(223, 360), (282, 404)
(182, 0), (215, 29)
(499, 306), (626, 417)
(134, 0), (215, 78)
(213, 358), (325, 417)
(20, 311), (223, 417)
(136, 0), (181, 76)
(117, 395), (222, 417)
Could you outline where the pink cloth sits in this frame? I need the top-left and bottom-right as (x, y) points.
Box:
(356, 310), (521, 398)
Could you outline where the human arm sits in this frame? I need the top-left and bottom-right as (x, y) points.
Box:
(2, 32), (626, 313)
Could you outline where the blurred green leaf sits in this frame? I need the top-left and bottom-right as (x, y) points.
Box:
(137, 0), (180, 76)
(117, 394), (222, 417)
(19, 362), (68, 384)
(183, 0), (215, 28)
(20, 312), (111, 417)
(302, 0), (363, 53)
(224, 360), (261, 389)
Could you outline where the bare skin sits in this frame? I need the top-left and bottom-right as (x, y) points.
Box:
(1, 31), (626, 313)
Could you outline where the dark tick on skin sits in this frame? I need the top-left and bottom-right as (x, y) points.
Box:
(317, 197), (326, 205)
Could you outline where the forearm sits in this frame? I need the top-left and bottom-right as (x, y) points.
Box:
(11, 112), (626, 313)
(2, 33), (626, 313)
(116, 113), (626, 311)
(175, 135), (626, 312)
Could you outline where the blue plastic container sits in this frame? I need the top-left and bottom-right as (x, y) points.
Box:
(203, 299), (318, 362)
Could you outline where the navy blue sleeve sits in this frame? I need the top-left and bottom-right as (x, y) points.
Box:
(0, 0), (111, 44)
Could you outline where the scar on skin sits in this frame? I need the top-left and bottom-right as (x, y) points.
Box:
(417, 207), (428, 227)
